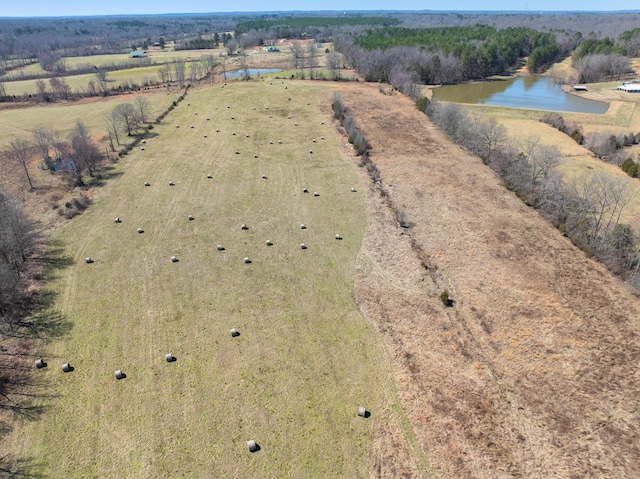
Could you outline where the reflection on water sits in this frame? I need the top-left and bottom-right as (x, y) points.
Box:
(223, 68), (281, 78)
(433, 76), (609, 114)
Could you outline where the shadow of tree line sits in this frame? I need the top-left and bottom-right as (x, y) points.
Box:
(0, 238), (74, 478)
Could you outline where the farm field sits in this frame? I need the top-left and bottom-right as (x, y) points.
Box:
(0, 82), (418, 477)
(0, 91), (178, 150)
(334, 81), (640, 478)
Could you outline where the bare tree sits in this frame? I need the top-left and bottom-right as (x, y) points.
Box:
(32, 127), (54, 170)
(225, 38), (238, 56)
(307, 42), (318, 78)
(290, 43), (305, 77)
(326, 52), (342, 79)
(69, 120), (101, 177)
(0, 186), (35, 325)
(35, 79), (48, 102)
(238, 49), (250, 81)
(113, 103), (140, 136)
(201, 55), (217, 83)
(94, 68), (108, 94)
(0, 80), (6, 98)
(189, 60), (202, 84)
(49, 76), (71, 100)
(173, 59), (186, 87)
(7, 138), (34, 189)
(133, 96), (151, 124)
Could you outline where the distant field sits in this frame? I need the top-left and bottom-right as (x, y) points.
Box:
(1, 81), (405, 477)
(461, 90), (640, 223)
(0, 91), (178, 150)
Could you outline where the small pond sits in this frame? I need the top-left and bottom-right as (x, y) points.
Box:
(432, 76), (609, 114)
(223, 68), (282, 78)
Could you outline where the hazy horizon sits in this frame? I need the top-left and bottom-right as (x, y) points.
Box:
(1, 1), (638, 18)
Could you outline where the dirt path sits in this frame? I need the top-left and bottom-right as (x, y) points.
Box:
(328, 82), (640, 478)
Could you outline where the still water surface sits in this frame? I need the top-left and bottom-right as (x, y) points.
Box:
(223, 68), (281, 78)
(433, 76), (609, 114)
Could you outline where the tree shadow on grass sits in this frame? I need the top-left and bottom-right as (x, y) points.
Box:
(0, 455), (45, 478)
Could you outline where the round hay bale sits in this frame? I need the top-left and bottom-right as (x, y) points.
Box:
(204, 134), (207, 138)
(252, 107), (256, 110)
(35, 358), (46, 369)
(246, 133), (250, 137)
(169, 181), (175, 186)
(269, 115), (272, 118)
(232, 132), (236, 135)
(216, 129), (220, 133)
(230, 328), (240, 337)
(321, 136), (325, 140)
(321, 121), (325, 125)
(227, 105), (230, 108)
(187, 102), (191, 106)
(217, 245), (225, 251)
(307, 102), (310, 105)
(278, 140), (282, 144)
(142, 139), (146, 144)
(115, 369), (125, 380)
(266, 240), (273, 246)
(335, 234), (342, 240)
(247, 440), (258, 452)
(231, 116), (235, 120)
(269, 140), (273, 144)
(309, 150), (313, 154)
(300, 223), (306, 229)
(358, 406), (367, 417)
(144, 182), (150, 186)
(303, 188), (309, 193)
(190, 125), (194, 129)
(194, 112), (198, 115)
(351, 187), (357, 192)
(188, 215), (194, 221)
(85, 257), (93, 264)
(171, 255), (178, 262)
(300, 243), (307, 249)
(288, 115), (292, 119)
(241, 224), (248, 230)
(313, 192), (319, 196)
(207, 174), (212, 178)
(165, 353), (175, 362)
(235, 150), (240, 155)
(137, 227), (144, 234)
(254, 154), (259, 158)
(206, 117), (210, 120)
(243, 257), (251, 264)
(294, 122), (298, 126)
(176, 125), (179, 128)
(114, 217), (121, 223)
(262, 175), (267, 179)
(62, 362), (73, 372)
(141, 147), (145, 150)
(312, 139), (316, 143)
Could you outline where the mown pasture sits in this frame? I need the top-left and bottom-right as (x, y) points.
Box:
(3, 81), (400, 477)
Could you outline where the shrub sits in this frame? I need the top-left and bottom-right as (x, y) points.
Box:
(440, 290), (454, 307)
(415, 96), (430, 112)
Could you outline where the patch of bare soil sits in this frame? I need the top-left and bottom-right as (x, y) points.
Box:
(325, 82), (640, 478)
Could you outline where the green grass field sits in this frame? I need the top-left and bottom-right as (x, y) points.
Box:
(0, 91), (179, 150)
(4, 82), (400, 477)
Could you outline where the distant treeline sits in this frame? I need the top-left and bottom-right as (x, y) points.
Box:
(354, 25), (560, 76)
(235, 15), (398, 35)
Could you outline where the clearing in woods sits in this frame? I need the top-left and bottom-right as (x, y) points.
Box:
(0, 81), (421, 478)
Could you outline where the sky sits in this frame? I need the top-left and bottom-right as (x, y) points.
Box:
(0, 0), (637, 17)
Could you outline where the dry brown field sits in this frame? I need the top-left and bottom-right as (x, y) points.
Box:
(329, 82), (640, 478)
